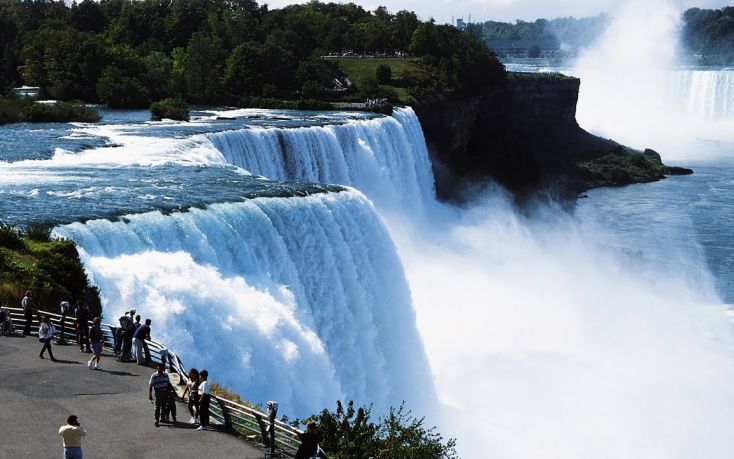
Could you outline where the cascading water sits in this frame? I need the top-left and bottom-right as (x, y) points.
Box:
(54, 191), (436, 417)
(205, 107), (435, 214)
(668, 69), (734, 120)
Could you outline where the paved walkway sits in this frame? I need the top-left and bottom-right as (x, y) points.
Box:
(0, 334), (262, 458)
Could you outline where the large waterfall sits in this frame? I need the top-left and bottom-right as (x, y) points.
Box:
(55, 191), (436, 416)
(669, 69), (734, 120)
(205, 107), (435, 214)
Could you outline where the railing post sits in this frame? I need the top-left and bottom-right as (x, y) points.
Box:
(214, 397), (233, 433)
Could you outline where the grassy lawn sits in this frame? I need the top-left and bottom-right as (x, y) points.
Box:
(329, 57), (418, 103)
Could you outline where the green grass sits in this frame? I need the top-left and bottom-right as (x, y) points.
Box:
(330, 58), (418, 103)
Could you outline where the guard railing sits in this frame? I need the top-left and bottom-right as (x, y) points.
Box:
(3, 306), (302, 457)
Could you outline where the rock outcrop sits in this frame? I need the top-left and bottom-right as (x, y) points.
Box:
(413, 72), (691, 199)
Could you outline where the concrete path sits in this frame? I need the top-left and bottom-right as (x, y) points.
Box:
(0, 334), (263, 458)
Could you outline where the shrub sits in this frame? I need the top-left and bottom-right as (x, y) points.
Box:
(24, 223), (53, 242)
(150, 98), (189, 121)
(375, 64), (392, 84)
(307, 401), (457, 459)
(0, 223), (23, 250)
(22, 101), (100, 123)
(0, 96), (22, 124)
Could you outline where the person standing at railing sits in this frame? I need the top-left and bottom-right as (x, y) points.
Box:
(38, 315), (57, 361)
(87, 317), (104, 370)
(149, 363), (171, 428)
(196, 369), (211, 431)
(74, 303), (92, 354)
(295, 421), (322, 459)
(133, 318), (152, 365)
(21, 290), (36, 336)
(58, 301), (71, 344)
(182, 368), (200, 424)
(121, 310), (135, 361)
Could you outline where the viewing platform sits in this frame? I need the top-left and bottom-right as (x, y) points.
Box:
(0, 308), (302, 458)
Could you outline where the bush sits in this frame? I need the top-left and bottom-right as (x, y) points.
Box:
(0, 95), (22, 124)
(375, 64), (392, 84)
(150, 98), (189, 121)
(22, 101), (100, 123)
(24, 223), (53, 242)
(0, 223), (23, 250)
(306, 401), (457, 459)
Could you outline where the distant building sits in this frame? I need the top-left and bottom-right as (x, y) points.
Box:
(13, 85), (39, 98)
(456, 18), (465, 30)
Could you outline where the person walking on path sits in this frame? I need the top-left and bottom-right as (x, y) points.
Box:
(196, 369), (211, 431)
(133, 318), (152, 365)
(87, 317), (104, 370)
(181, 368), (200, 424)
(21, 290), (36, 335)
(38, 315), (56, 361)
(295, 421), (322, 459)
(148, 363), (171, 427)
(74, 303), (92, 353)
(59, 415), (86, 459)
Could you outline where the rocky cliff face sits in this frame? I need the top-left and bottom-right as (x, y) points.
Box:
(414, 73), (690, 199)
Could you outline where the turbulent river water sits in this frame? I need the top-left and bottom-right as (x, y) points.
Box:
(2, 65), (734, 457)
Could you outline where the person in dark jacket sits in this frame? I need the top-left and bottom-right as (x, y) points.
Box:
(21, 290), (36, 335)
(74, 303), (91, 353)
(295, 421), (321, 459)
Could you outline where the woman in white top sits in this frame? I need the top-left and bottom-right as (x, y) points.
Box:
(196, 369), (211, 430)
(39, 315), (57, 361)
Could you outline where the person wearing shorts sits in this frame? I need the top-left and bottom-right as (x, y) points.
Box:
(87, 317), (104, 370)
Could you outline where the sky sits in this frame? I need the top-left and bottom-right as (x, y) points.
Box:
(262, 0), (732, 24)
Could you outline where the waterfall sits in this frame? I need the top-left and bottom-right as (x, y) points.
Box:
(669, 69), (734, 120)
(206, 107), (435, 214)
(54, 190), (436, 416)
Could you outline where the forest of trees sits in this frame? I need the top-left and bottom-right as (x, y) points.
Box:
(478, 15), (609, 55)
(0, 0), (505, 109)
(682, 6), (734, 65)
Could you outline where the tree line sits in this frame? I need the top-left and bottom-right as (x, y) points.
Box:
(682, 6), (734, 65)
(0, 0), (505, 108)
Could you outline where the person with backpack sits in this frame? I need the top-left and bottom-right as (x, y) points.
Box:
(75, 303), (92, 353)
(21, 290), (36, 336)
(38, 315), (57, 361)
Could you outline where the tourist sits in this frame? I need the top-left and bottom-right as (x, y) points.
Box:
(38, 315), (56, 361)
(87, 317), (104, 370)
(161, 382), (178, 424)
(148, 363), (170, 427)
(196, 369), (211, 431)
(131, 314), (141, 358)
(133, 318), (152, 365)
(21, 290), (36, 335)
(58, 415), (86, 459)
(181, 368), (200, 424)
(0, 304), (13, 335)
(295, 421), (321, 459)
(75, 303), (92, 353)
(121, 310), (135, 361)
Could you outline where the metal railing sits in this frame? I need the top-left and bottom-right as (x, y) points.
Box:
(3, 306), (303, 457)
